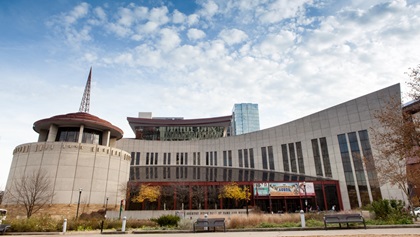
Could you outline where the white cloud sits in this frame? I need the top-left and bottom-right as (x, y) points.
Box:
(117, 7), (135, 27)
(218, 28), (248, 45)
(187, 14), (200, 26)
(159, 28), (181, 52)
(172, 10), (186, 24)
(64, 2), (89, 25)
(258, 0), (312, 23)
(198, 1), (219, 19)
(149, 6), (170, 25)
(187, 28), (206, 40)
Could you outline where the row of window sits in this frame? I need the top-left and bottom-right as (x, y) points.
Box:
(130, 166), (310, 182)
(311, 138), (332, 177)
(337, 130), (381, 209)
(281, 143), (305, 173)
(130, 139), (334, 179)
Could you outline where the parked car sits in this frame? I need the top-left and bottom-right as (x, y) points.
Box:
(411, 207), (420, 217)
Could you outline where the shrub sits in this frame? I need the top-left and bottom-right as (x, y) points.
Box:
(366, 199), (413, 224)
(153, 214), (180, 227)
(4, 216), (61, 232)
(176, 218), (194, 230)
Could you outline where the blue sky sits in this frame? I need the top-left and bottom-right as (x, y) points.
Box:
(1, 0), (420, 188)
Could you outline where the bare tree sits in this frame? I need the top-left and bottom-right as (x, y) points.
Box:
(5, 168), (55, 218)
(370, 65), (420, 217)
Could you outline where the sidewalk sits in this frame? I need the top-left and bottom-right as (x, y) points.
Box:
(6, 226), (420, 237)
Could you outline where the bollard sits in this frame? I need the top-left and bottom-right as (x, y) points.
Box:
(121, 216), (127, 232)
(62, 219), (67, 234)
(300, 210), (306, 228)
(100, 219), (104, 233)
(204, 214), (208, 231)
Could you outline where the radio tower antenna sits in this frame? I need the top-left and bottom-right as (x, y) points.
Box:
(79, 67), (92, 113)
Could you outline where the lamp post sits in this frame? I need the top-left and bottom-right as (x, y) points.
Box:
(303, 182), (307, 213)
(245, 185), (249, 216)
(76, 188), (83, 219)
(105, 197), (109, 211)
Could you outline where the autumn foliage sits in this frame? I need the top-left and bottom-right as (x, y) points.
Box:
(131, 184), (161, 203)
(371, 64), (420, 212)
(218, 182), (250, 202)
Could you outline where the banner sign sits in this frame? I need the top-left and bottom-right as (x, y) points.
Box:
(254, 182), (315, 197)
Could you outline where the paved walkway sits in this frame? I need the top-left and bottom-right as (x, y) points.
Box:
(6, 227), (420, 237)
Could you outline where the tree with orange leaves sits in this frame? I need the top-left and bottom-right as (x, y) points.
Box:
(218, 182), (250, 207)
(131, 184), (161, 203)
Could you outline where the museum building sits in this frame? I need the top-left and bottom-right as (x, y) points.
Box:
(116, 83), (404, 212)
(2, 71), (412, 216)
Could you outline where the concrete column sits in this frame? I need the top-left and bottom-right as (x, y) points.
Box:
(102, 130), (111, 146)
(78, 125), (84, 143)
(46, 124), (58, 142)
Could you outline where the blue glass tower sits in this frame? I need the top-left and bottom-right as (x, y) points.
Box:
(232, 103), (260, 135)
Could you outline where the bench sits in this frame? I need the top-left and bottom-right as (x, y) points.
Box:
(193, 218), (225, 232)
(0, 224), (10, 235)
(323, 213), (366, 230)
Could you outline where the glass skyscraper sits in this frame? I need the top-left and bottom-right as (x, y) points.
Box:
(231, 103), (260, 135)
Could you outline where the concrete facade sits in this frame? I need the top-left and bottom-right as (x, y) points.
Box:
(3, 142), (130, 208)
(116, 84), (405, 210)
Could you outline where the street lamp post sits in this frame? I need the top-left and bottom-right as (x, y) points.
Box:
(105, 197), (109, 211)
(303, 182), (307, 212)
(76, 188), (83, 219)
(245, 185), (249, 216)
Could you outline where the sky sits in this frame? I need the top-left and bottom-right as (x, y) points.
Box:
(0, 0), (419, 189)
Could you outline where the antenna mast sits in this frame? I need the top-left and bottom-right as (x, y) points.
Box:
(79, 67), (92, 113)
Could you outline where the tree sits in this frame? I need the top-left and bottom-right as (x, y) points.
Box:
(370, 64), (420, 217)
(218, 182), (250, 207)
(0, 190), (3, 205)
(5, 168), (55, 218)
(131, 184), (161, 203)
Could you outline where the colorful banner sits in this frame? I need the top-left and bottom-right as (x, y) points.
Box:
(253, 182), (315, 197)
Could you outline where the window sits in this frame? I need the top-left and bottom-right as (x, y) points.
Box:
(289, 143), (297, 172)
(296, 142), (305, 174)
(282, 144), (289, 172)
(338, 133), (358, 209)
(223, 151), (227, 166)
(238, 150), (243, 167)
(348, 132), (369, 206)
(268, 146), (275, 170)
(311, 139), (323, 176)
(320, 138), (332, 177)
(261, 147), (268, 169)
(130, 152), (135, 165)
(56, 127), (79, 143)
(359, 130), (382, 200)
(136, 152), (140, 165)
(244, 149), (249, 168)
(228, 151), (232, 167)
(249, 148), (255, 168)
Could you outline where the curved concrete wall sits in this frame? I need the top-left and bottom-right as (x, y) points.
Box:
(4, 142), (130, 208)
(117, 84), (406, 210)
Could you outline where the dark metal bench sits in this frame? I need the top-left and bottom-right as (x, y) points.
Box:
(0, 224), (10, 235)
(193, 218), (225, 232)
(324, 213), (366, 230)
